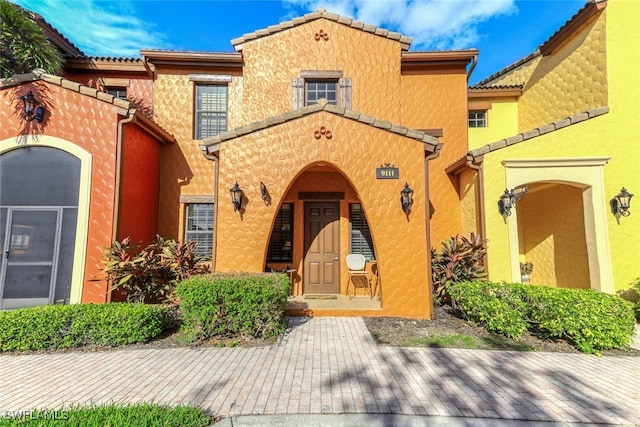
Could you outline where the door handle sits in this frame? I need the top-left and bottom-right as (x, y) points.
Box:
(333, 254), (339, 261)
(4, 250), (8, 259)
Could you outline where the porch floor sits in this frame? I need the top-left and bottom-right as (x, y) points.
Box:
(286, 294), (381, 311)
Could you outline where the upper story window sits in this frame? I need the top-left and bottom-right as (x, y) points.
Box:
(106, 87), (127, 100)
(293, 71), (351, 110)
(195, 84), (228, 139)
(306, 80), (337, 106)
(468, 111), (487, 128)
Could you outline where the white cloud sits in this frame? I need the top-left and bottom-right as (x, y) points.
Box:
(12, 0), (167, 57)
(283, 0), (517, 50)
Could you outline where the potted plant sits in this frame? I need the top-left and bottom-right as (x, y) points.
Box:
(520, 261), (533, 283)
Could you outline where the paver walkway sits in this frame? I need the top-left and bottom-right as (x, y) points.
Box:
(1, 317), (639, 425)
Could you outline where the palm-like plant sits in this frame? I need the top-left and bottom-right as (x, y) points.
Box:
(0, 0), (62, 78)
(431, 233), (488, 304)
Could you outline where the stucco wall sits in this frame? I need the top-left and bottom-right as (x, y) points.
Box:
(118, 123), (162, 246)
(480, 2), (640, 292)
(214, 111), (432, 318)
(0, 82), (120, 303)
(603, 0), (640, 291)
(400, 73), (469, 245)
(468, 99), (519, 150)
(240, 19), (402, 124)
(517, 11), (608, 132)
(517, 184), (590, 289)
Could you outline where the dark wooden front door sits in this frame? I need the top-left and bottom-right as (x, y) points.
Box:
(304, 202), (340, 294)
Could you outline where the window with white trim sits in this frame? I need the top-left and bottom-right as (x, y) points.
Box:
(350, 203), (375, 261)
(195, 84), (228, 139)
(267, 203), (293, 262)
(468, 111), (487, 128)
(185, 203), (213, 259)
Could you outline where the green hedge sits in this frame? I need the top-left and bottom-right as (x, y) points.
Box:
(0, 303), (174, 352)
(448, 281), (636, 354)
(175, 272), (290, 344)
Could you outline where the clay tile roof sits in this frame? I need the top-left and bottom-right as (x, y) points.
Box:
(200, 99), (438, 155)
(472, 51), (540, 88)
(29, 10), (85, 57)
(467, 106), (609, 161)
(0, 69), (175, 144)
(231, 8), (412, 51)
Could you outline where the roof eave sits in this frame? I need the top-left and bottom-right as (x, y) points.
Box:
(141, 50), (244, 68)
(540, 0), (607, 56)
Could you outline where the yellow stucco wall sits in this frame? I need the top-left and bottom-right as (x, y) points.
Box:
(478, 1), (640, 293)
(517, 10), (608, 131)
(517, 184), (590, 289)
(459, 169), (480, 237)
(468, 100), (519, 150)
(603, 0), (640, 291)
(215, 111), (432, 318)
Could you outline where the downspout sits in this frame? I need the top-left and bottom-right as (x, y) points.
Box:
(466, 53), (478, 81)
(424, 143), (442, 320)
(466, 154), (489, 277)
(201, 149), (219, 272)
(109, 108), (136, 303)
(114, 109), (136, 242)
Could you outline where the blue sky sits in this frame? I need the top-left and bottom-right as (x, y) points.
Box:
(12, 0), (585, 85)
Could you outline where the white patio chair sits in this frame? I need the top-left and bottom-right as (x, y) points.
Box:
(346, 254), (371, 298)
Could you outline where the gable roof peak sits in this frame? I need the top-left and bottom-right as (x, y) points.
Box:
(231, 9), (412, 51)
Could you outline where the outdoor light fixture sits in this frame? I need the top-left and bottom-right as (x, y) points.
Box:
(20, 91), (45, 122)
(260, 181), (271, 206)
(400, 182), (414, 220)
(498, 185), (528, 219)
(230, 182), (244, 212)
(610, 187), (633, 223)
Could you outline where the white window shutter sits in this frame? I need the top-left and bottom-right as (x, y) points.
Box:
(340, 77), (352, 109)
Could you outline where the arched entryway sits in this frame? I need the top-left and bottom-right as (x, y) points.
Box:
(0, 141), (89, 309)
(503, 157), (613, 292)
(264, 162), (377, 297)
(516, 182), (590, 288)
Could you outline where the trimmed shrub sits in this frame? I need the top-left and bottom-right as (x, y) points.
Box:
(524, 286), (635, 354)
(0, 303), (174, 352)
(175, 272), (290, 344)
(447, 281), (528, 339)
(448, 281), (635, 354)
(633, 277), (640, 320)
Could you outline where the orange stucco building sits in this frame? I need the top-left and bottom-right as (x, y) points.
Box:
(3, 1), (633, 319)
(0, 7), (474, 319)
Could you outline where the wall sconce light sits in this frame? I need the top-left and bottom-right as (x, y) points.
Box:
(20, 91), (45, 122)
(498, 185), (528, 219)
(230, 182), (244, 212)
(400, 182), (414, 220)
(260, 181), (271, 206)
(610, 187), (633, 223)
